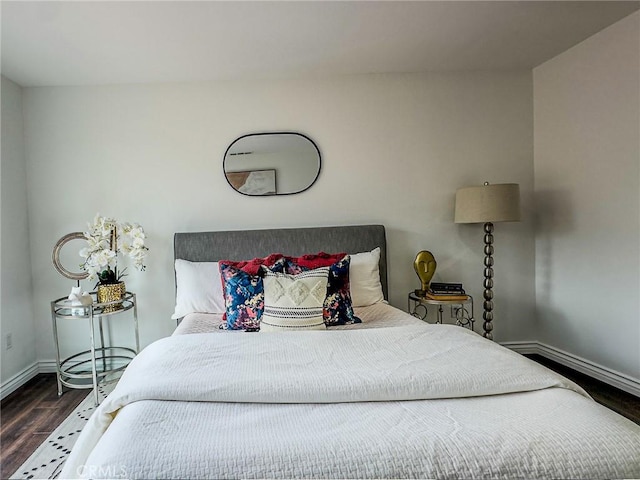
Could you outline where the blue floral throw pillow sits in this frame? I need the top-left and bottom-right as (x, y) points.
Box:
(220, 259), (285, 330)
(285, 255), (361, 326)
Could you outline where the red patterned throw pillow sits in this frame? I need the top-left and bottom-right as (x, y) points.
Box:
(283, 252), (346, 271)
(219, 254), (286, 328)
(220, 253), (285, 276)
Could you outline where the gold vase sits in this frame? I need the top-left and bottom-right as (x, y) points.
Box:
(97, 281), (126, 313)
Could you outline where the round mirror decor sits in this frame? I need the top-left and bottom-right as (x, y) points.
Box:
(52, 232), (89, 280)
(223, 132), (321, 196)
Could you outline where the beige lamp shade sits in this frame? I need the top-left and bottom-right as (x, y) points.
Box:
(455, 183), (521, 224)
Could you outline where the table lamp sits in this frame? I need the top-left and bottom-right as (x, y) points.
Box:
(454, 182), (520, 339)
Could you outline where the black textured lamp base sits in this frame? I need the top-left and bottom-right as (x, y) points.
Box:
(482, 222), (494, 340)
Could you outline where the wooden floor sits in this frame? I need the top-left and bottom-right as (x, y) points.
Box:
(524, 354), (640, 425)
(1, 358), (639, 478)
(0, 374), (87, 479)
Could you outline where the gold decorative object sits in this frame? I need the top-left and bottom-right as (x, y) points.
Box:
(97, 281), (126, 313)
(52, 232), (90, 281)
(413, 251), (437, 297)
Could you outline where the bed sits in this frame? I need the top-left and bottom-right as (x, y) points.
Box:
(62, 225), (640, 479)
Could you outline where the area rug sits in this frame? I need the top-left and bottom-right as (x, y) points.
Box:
(10, 383), (115, 480)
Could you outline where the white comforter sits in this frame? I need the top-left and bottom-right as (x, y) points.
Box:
(62, 322), (640, 479)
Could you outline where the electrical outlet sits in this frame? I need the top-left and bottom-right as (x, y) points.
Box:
(6, 333), (13, 350)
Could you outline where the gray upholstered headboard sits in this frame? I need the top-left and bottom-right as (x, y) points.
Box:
(174, 224), (388, 299)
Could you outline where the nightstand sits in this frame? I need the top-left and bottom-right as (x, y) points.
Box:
(50, 291), (139, 405)
(408, 291), (474, 331)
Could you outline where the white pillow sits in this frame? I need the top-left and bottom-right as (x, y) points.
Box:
(172, 260), (226, 320)
(260, 267), (329, 332)
(349, 247), (384, 307)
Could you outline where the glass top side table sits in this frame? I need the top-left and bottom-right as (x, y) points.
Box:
(50, 291), (139, 405)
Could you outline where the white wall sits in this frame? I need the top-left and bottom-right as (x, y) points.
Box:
(1, 76), (37, 388)
(533, 12), (640, 381)
(22, 71), (535, 361)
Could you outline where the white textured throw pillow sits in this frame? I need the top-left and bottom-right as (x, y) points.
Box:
(172, 260), (226, 320)
(349, 247), (385, 307)
(261, 267), (330, 332)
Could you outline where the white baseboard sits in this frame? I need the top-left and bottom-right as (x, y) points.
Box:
(1, 359), (127, 400)
(0, 362), (40, 400)
(38, 360), (58, 373)
(503, 341), (640, 397)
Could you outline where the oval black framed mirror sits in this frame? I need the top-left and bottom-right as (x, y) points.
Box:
(223, 132), (321, 196)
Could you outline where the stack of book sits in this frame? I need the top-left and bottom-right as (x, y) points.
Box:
(426, 282), (468, 301)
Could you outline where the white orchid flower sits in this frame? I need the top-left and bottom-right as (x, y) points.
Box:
(80, 214), (148, 279)
(131, 237), (145, 249)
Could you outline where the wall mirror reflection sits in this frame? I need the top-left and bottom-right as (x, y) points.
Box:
(223, 132), (321, 196)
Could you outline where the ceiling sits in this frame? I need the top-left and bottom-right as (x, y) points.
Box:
(2, 1), (639, 87)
